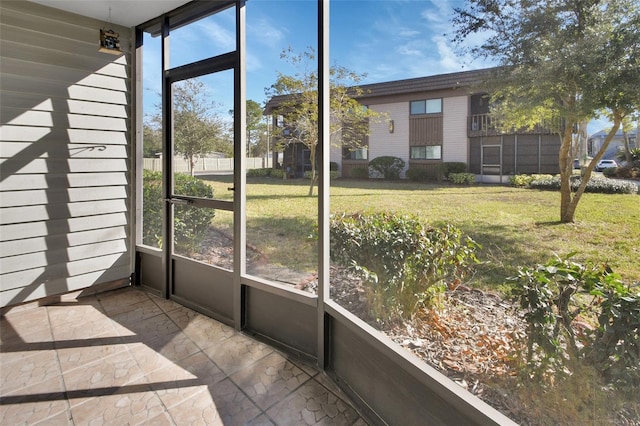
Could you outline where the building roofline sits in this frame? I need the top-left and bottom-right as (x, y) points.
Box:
(264, 67), (499, 114)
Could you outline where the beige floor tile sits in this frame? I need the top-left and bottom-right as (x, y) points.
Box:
(167, 379), (262, 426)
(230, 352), (312, 410)
(98, 288), (152, 317)
(266, 379), (361, 426)
(167, 308), (236, 351)
(247, 413), (276, 425)
(148, 293), (183, 314)
(147, 351), (226, 409)
(56, 333), (129, 374)
(46, 299), (105, 328)
(0, 350), (63, 396)
(0, 393), (70, 425)
(68, 385), (166, 425)
(1, 306), (51, 342)
(61, 350), (146, 399)
(203, 333), (273, 376)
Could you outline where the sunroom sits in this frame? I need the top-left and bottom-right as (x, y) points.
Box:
(0, 1), (514, 424)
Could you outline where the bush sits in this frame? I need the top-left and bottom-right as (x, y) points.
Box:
(330, 161), (339, 172)
(529, 175), (637, 194)
(330, 212), (480, 322)
(350, 167), (369, 179)
(511, 254), (640, 386)
(247, 168), (271, 177)
(368, 156), (405, 180)
(406, 167), (431, 182)
(143, 170), (215, 251)
(615, 165), (640, 179)
(443, 162), (467, 178)
(448, 172), (476, 184)
(304, 170), (340, 180)
(510, 174), (554, 187)
(602, 167), (617, 178)
(270, 169), (285, 179)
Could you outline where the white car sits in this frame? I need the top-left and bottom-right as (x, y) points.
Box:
(595, 159), (618, 171)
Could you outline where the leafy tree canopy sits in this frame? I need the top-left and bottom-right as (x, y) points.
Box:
(452, 0), (640, 222)
(266, 47), (380, 195)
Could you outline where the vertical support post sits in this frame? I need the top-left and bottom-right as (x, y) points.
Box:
(233, 0), (247, 330)
(161, 15), (173, 300)
(133, 27), (143, 252)
(317, 0), (330, 369)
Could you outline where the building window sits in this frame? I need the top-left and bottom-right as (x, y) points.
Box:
(410, 98), (442, 115)
(343, 147), (368, 160)
(410, 145), (441, 160)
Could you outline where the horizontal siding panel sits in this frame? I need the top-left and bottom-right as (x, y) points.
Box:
(0, 227), (128, 257)
(0, 40), (129, 78)
(0, 5), (130, 50)
(4, 254), (129, 291)
(1, 240), (128, 274)
(0, 186), (128, 208)
(1, 253), (130, 291)
(0, 199), (128, 225)
(1, 57), (128, 93)
(0, 142), (128, 160)
(0, 213), (128, 242)
(0, 1), (132, 307)
(1, 172), (129, 191)
(0, 265), (131, 306)
(0, 158), (129, 174)
(1, 74), (128, 105)
(0, 125), (127, 144)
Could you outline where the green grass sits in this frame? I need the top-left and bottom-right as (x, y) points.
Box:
(200, 175), (639, 290)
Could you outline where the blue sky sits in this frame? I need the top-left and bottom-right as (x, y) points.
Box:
(142, 0), (608, 132)
(143, 0), (492, 111)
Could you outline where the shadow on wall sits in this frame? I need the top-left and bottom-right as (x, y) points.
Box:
(0, 1), (132, 307)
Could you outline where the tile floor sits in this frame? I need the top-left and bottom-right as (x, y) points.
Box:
(0, 286), (369, 425)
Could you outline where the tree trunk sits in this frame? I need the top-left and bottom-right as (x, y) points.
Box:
(189, 155), (196, 177)
(559, 123), (576, 223)
(560, 117), (622, 223)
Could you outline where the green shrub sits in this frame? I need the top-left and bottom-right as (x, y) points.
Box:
(330, 161), (339, 172)
(304, 170), (340, 180)
(448, 172), (476, 184)
(511, 254), (640, 386)
(616, 165), (640, 179)
(270, 169), (285, 179)
(602, 167), (617, 178)
(350, 167), (369, 179)
(406, 167), (431, 182)
(510, 174), (554, 187)
(247, 168), (271, 177)
(443, 162), (467, 178)
(330, 212), (480, 322)
(529, 175), (637, 194)
(143, 170), (215, 251)
(368, 156), (405, 180)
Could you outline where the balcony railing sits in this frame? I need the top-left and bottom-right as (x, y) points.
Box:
(468, 114), (562, 137)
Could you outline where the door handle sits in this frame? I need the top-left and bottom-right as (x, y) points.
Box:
(165, 198), (193, 205)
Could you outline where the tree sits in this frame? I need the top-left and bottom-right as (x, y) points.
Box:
(452, 0), (640, 222)
(230, 100), (269, 157)
(158, 78), (229, 176)
(142, 123), (162, 158)
(266, 47), (379, 196)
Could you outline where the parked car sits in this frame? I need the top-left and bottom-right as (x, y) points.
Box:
(595, 159), (618, 171)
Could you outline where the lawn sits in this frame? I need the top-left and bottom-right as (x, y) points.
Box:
(201, 175), (639, 291)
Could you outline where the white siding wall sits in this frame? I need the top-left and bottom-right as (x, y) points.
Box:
(443, 96), (469, 163)
(0, 2), (132, 307)
(370, 103), (409, 177)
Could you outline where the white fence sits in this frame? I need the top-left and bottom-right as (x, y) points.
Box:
(143, 157), (273, 173)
